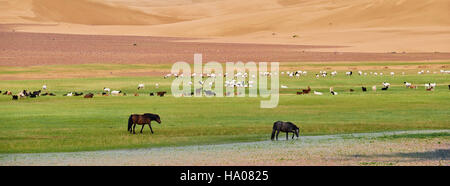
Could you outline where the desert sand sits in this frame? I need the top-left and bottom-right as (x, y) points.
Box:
(1, 0), (449, 53)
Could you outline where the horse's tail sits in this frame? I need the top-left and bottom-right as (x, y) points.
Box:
(128, 115), (133, 132)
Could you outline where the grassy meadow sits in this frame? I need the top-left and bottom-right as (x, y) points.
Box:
(0, 62), (449, 153)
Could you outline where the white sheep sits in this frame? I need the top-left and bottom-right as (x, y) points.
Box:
(111, 90), (122, 96)
(404, 82), (411, 88)
(138, 84), (145, 90)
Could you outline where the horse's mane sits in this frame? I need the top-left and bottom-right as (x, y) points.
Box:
(144, 113), (159, 119)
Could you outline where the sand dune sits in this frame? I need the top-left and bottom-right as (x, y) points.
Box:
(1, 0), (449, 52)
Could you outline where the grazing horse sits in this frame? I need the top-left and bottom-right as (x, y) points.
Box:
(128, 113), (161, 134)
(271, 121), (299, 141)
(84, 93), (94, 98)
(157, 91), (167, 97)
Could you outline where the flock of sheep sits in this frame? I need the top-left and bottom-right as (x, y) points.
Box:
(2, 69), (449, 100)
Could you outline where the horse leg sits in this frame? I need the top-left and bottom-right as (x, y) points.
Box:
(292, 132), (295, 139)
(149, 124), (154, 134)
(286, 132), (288, 140)
(140, 124), (145, 133)
(276, 130), (280, 141)
(133, 124), (136, 134)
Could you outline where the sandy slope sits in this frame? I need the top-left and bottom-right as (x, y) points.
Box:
(1, 0), (449, 52)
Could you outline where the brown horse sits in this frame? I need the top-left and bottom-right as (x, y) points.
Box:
(128, 113), (161, 134)
(84, 93), (94, 98)
(157, 91), (167, 97)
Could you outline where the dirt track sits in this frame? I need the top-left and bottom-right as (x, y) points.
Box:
(1, 28), (450, 66)
(1, 130), (448, 166)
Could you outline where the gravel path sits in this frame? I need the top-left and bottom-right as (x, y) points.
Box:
(1, 130), (448, 166)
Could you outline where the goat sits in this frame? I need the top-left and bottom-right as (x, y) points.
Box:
(330, 87), (338, 95)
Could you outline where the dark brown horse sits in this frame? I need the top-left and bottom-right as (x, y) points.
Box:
(84, 93), (94, 98)
(297, 86), (311, 95)
(271, 121), (299, 141)
(157, 91), (167, 97)
(128, 113), (161, 134)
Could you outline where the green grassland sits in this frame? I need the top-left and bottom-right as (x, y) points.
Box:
(0, 62), (449, 153)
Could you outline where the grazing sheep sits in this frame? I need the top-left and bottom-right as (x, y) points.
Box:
(12, 95), (18, 100)
(63, 92), (73, 97)
(204, 90), (216, 96)
(390, 72), (395, 76)
(313, 91), (323, 95)
(349, 89), (354, 92)
(430, 83), (436, 88)
(281, 85), (288, 89)
(149, 93), (154, 96)
(138, 84), (145, 90)
(103, 87), (110, 92)
(404, 82), (411, 88)
(111, 90), (122, 96)
(382, 82), (390, 88)
(362, 87), (367, 92)
(42, 85), (47, 90)
(448, 85), (450, 90)
(345, 71), (352, 76)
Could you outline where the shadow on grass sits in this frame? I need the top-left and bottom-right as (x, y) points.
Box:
(352, 149), (449, 161)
